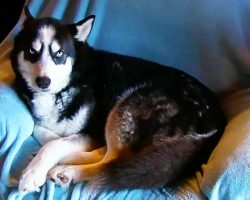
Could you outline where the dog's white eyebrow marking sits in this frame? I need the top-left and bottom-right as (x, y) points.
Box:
(32, 40), (42, 52)
(51, 40), (61, 53)
(39, 25), (56, 46)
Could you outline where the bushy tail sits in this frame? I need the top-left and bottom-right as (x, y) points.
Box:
(85, 131), (218, 197)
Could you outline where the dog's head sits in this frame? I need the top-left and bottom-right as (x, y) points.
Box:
(12, 7), (95, 94)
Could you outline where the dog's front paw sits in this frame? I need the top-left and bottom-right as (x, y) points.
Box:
(48, 165), (76, 188)
(19, 160), (48, 196)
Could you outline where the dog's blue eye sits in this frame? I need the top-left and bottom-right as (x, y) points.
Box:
(29, 48), (36, 55)
(55, 50), (64, 57)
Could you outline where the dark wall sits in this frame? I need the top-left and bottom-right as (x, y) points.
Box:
(0, 0), (25, 42)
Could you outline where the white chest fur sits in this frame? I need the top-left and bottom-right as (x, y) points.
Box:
(32, 89), (91, 138)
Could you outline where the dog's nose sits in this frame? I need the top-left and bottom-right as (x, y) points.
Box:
(35, 76), (51, 89)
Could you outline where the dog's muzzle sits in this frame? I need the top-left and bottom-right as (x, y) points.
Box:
(35, 76), (51, 89)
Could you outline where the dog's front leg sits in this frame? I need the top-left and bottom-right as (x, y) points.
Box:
(18, 134), (93, 196)
(48, 149), (121, 187)
(59, 147), (107, 165)
(33, 124), (61, 145)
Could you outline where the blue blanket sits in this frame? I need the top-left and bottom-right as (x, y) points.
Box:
(2, 0), (250, 199)
(0, 83), (197, 200)
(0, 85), (142, 199)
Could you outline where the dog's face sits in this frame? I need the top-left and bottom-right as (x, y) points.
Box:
(13, 8), (95, 94)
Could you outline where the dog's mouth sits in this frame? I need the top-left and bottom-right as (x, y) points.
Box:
(31, 85), (50, 93)
(39, 88), (50, 92)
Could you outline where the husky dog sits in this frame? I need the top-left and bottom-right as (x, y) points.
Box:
(11, 7), (226, 197)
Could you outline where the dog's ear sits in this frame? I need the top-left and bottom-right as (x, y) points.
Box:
(23, 6), (36, 28)
(71, 15), (95, 42)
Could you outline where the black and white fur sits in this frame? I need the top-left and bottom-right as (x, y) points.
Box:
(11, 8), (226, 198)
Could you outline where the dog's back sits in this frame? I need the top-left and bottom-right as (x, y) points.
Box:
(85, 53), (226, 191)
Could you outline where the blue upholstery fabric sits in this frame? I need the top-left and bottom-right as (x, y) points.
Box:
(0, 84), (182, 200)
(1, 0), (250, 199)
(5, 0), (250, 92)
